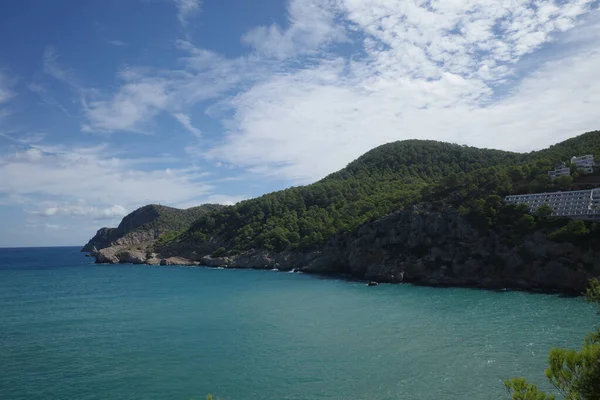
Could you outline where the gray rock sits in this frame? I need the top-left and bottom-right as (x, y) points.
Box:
(160, 257), (196, 266)
(200, 256), (232, 267)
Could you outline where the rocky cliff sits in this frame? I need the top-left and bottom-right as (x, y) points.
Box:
(88, 206), (599, 294)
(303, 207), (599, 293)
(82, 203), (223, 253)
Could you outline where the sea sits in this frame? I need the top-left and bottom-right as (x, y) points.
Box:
(0, 246), (597, 400)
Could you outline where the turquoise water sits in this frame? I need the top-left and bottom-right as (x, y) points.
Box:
(0, 247), (597, 400)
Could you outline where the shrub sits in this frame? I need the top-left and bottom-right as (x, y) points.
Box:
(211, 247), (227, 257)
(548, 220), (590, 242)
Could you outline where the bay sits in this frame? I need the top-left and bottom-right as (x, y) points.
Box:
(0, 247), (596, 400)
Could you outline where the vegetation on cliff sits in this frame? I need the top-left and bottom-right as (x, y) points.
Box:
(122, 204), (225, 234)
(164, 131), (600, 253)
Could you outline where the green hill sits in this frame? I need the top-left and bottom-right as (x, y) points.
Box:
(170, 131), (600, 253)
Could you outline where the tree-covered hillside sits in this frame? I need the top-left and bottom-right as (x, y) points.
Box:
(164, 131), (600, 254)
(118, 204), (224, 234)
(427, 131), (600, 219)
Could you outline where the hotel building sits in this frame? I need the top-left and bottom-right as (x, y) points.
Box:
(504, 188), (600, 221)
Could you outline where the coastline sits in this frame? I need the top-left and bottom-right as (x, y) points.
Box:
(87, 255), (588, 296)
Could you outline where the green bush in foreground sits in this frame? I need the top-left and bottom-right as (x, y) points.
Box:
(505, 279), (600, 400)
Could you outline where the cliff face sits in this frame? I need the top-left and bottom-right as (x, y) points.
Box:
(81, 227), (119, 252)
(304, 207), (599, 293)
(81, 205), (164, 252)
(89, 207), (599, 293)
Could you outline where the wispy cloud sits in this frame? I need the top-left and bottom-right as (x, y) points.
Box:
(44, 223), (65, 230)
(242, 0), (346, 59)
(28, 81), (77, 118)
(0, 144), (214, 211)
(107, 39), (126, 46)
(173, 0), (202, 26)
(32, 202), (128, 219)
(43, 46), (78, 88)
(80, 44), (265, 133)
(0, 70), (16, 104)
(173, 112), (202, 137)
(82, 70), (172, 133)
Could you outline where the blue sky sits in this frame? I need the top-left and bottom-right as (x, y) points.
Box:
(1, 0), (599, 247)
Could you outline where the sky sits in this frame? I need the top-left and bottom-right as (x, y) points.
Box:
(1, 0), (600, 247)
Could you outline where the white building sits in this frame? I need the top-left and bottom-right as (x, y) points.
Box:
(548, 162), (571, 180)
(571, 155), (595, 174)
(504, 188), (600, 221)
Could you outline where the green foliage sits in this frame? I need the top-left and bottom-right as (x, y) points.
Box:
(535, 204), (554, 219)
(504, 378), (555, 400)
(131, 204), (224, 233)
(155, 230), (181, 246)
(184, 140), (527, 251)
(548, 220), (590, 242)
(516, 214), (536, 231)
(586, 279), (600, 309)
(555, 175), (574, 190)
(428, 131), (600, 220)
(544, 345), (600, 400)
(211, 247), (227, 257)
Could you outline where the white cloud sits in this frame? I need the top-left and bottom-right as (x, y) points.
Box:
(0, 144), (214, 210)
(44, 223), (64, 230)
(82, 76), (171, 133)
(33, 202), (128, 219)
(24, 222), (66, 231)
(174, 194), (245, 209)
(174, 0), (202, 26)
(242, 0), (346, 59)
(16, 132), (47, 144)
(81, 43), (268, 133)
(204, 194), (246, 206)
(173, 112), (202, 137)
(13, 147), (45, 162)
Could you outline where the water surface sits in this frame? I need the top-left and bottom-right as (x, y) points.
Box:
(0, 247), (596, 400)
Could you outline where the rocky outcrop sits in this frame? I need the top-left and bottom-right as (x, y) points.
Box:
(93, 246), (150, 264)
(82, 210), (163, 252)
(82, 227), (118, 252)
(159, 257), (198, 266)
(87, 206), (599, 294)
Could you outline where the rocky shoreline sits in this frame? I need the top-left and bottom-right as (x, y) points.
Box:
(86, 207), (600, 295)
(87, 248), (591, 295)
